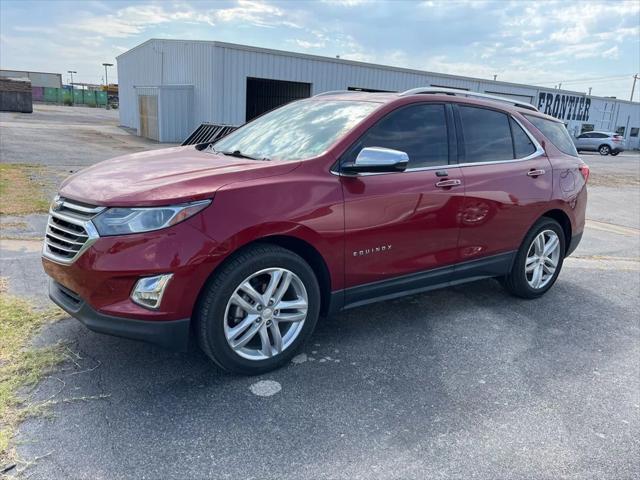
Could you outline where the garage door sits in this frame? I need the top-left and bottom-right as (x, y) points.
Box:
(246, 77), (311, 122)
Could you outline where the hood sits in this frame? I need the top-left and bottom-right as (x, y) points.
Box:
(59, 146), (300, 206)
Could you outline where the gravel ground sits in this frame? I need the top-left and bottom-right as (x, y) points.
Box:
(1, 106), (638, 479)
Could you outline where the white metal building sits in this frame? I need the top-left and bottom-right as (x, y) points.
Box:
(0, 70), (62, 88)
(117, 39), (640, 147)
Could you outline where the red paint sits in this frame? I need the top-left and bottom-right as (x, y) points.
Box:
(44, 93), (587, 322)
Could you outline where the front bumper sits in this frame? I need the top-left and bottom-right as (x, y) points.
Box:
(49, 279), (191, 351)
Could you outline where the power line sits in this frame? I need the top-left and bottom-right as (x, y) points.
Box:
(535, 73), (634, 86)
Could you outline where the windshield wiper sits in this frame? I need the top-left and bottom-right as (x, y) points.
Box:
(218, 149), (270, 161)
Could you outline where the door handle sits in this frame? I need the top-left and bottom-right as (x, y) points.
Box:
(527, 169), (546, 177)
(435, 179), (462, 188)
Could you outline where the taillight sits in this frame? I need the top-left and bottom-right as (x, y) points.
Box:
(579, 164), (590, 183)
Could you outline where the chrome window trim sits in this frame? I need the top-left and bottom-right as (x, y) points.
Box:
(331, 113), (545, 177)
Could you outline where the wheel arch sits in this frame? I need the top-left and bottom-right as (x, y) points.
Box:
(193, 234), (334, 321)
(598, 143), (610, 152)
(540, 209), (572, 254)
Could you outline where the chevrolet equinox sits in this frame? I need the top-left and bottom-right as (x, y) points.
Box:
(43, 88), (588, 374)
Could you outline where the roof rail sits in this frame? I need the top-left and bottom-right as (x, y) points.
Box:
(398, 87), (539, 112)
(313, 90), (356, 97)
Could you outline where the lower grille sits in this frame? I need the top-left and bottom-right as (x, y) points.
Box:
(43, 197), (103, 264)
(54, 281), (82, 308)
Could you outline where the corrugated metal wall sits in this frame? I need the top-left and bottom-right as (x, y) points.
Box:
(158, 85), (194, 143)
(0, 70), (62, 88)
(117, 39), (640, 148)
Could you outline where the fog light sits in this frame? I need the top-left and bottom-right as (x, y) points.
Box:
(131, 274), (173, 309)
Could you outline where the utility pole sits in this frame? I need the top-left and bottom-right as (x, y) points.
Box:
(102, 63), (113, 109)
(631, 74), (639, 102)
(67, 70), (76, 106)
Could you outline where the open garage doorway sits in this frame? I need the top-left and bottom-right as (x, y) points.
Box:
(246, 77), (311, 122)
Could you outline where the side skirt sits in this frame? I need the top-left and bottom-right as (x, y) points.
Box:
(328, 251), (515, 313)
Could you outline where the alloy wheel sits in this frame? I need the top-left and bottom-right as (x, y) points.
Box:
(599, 145), (610, 155)
(525, 230), (561, 289)
(223, 268), (308, 360)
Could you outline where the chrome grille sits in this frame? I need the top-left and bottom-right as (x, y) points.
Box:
(43, 197), (104, 264)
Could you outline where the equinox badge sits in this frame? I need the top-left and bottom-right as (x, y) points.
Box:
(353, 245), (392, 257)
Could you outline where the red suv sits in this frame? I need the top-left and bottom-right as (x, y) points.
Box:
(43, 88), (588, 374)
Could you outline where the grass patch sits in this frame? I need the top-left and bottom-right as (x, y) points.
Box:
(0, 279), (65, 466)
(0, 164), (50, 215)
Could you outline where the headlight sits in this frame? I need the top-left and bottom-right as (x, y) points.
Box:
(93, 200), (211, 236)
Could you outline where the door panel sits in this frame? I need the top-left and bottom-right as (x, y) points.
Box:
(342, 168), (464, 288)
(457, 157), (552, 260)
(453, 104), (554, 261)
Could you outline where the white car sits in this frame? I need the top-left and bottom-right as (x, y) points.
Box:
(574, 131), (625, 156)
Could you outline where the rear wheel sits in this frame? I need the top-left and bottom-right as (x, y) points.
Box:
(502, 217), (565, 299)
(196, 244), (320, 375)
(610, 150), (620, 156)
(599, 145), (611, 155)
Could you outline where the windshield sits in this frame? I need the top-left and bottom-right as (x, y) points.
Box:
(211, 100), (380, 161)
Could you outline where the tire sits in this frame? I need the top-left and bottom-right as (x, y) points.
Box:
(610, 151), (620, 156)
(195, 243), (320, 375)
(502, 217), (566, 299)
(598, 144), (611, 155)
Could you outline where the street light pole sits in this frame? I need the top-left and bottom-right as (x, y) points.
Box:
(102, 63), (114, 109)
(67, 70), (77, 106)
(631, 74), (639, 102)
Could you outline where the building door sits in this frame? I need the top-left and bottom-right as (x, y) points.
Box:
(138, 95), (159, 141)
(245, 78), (311, 122)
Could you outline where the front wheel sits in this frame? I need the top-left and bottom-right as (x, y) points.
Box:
(502, 217), (565, 299)
(599, 145), (611, 155)
(196, 244), (320, 375)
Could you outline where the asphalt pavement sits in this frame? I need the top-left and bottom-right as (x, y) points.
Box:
(1, 106), (638, 479)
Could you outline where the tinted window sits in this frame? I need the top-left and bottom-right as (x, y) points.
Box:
(525, 115), (578, 157)
(510, 118), (537, 158)
(459, 106), (513, 162)
(213, 100), (379, 161)
(593, 133), (609, 138)
(343, 104), (448, 168)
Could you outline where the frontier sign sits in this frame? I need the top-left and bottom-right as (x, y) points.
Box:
(537, 92), (591, 122)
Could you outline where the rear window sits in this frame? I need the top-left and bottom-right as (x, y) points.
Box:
(459, 106), (513, 162)
(525, 115), (578, 157)
(510, 118), (537, 158)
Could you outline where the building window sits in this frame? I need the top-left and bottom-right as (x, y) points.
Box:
(616, 126), (625, 135)
(630, 127), (639, 137)
(581, 124), (594, 134)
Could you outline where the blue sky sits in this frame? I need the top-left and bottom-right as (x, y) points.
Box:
(1, 0), (639, 99)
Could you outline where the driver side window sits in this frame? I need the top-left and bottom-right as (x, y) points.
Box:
(342, 104), (449, 169)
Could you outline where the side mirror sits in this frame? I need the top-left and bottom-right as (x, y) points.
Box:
(341, 147), (409, 174)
